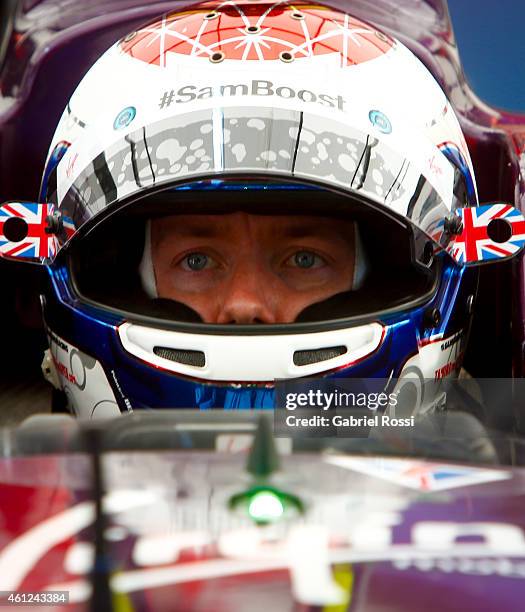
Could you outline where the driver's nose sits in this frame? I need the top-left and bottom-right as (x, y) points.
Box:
(215, 260), (277, 324)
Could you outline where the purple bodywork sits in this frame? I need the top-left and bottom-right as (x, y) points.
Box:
(1, 435), (525, 611)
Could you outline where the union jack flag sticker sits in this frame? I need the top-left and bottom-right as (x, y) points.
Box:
(447, 204), (525, 265)
(0, 202), (58, 261)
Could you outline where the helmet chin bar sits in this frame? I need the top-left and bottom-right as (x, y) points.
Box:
(117, 321), (386, 381)
(0, 201), (76, 263)
(1, 200), (523, 267)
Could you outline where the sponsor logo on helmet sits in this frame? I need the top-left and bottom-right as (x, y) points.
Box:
(158, 80), (347, 110)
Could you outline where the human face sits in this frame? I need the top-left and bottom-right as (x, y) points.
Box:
(150, 212), (356, 324)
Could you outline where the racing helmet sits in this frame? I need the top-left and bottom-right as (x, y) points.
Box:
(4, 0), (519, 417)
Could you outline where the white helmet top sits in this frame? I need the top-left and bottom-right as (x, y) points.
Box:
(44, 0), (476, 245)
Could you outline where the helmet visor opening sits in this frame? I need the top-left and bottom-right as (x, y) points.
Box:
(68, 185), (440, 329)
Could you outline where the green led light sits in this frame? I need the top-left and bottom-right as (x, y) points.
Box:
(229, 485), (304, 525)
(248, 490), (285, 522)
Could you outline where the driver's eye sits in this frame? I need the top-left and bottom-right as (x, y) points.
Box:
(184, 253), (209, 271)
(289, 251), (324, 269)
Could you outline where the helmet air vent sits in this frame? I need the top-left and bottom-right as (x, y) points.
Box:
(210, 51), (225, 63)
(293, 346), (347, 366)
(153, 347), (206, 368)
(279, 51), (294, 63)
(118, 322), (384, 381)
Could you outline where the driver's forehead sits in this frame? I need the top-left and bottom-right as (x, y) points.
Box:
(150, 212), (355, 242)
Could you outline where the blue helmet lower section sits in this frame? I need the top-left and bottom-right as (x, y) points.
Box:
(43, 251), (477, 411)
